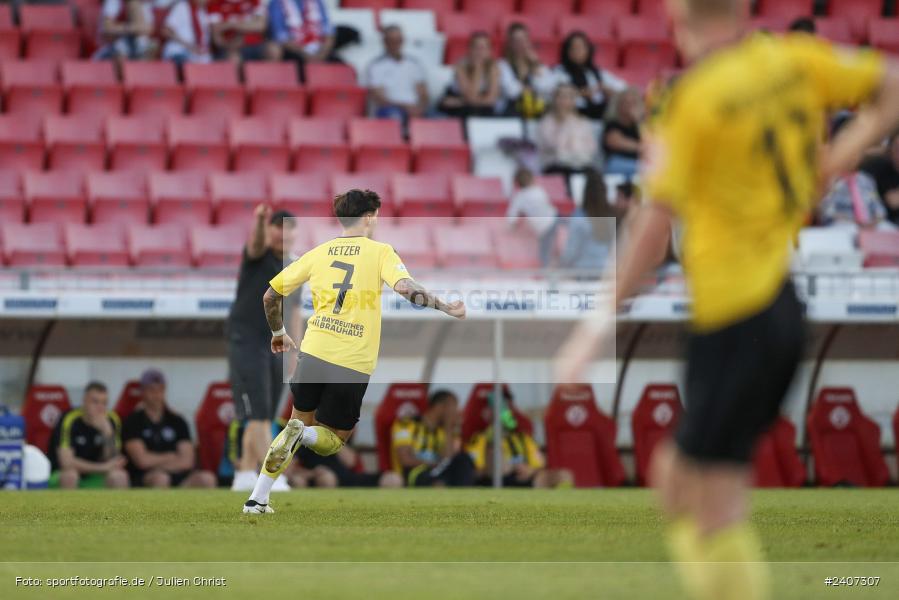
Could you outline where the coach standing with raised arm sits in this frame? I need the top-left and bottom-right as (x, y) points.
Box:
(228, 205), (299, 492)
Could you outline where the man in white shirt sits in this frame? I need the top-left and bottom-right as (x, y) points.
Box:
(161, 0), (213, 64)
(365, 25), (428, 121)
(506, 167), (558, 266)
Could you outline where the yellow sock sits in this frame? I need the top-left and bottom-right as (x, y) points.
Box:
(696, 523), (769, 600)
(667, 518), (706, 599)
(306, 426), (344, 457)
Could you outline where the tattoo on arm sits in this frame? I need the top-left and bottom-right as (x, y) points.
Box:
(393, 279), (447, 312)
(263, 287), (284, 332)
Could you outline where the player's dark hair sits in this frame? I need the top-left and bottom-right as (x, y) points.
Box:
(788, 17), (816, 34)
(514, 166), (534, 188)
(84, 381), (107, 395)
(269, 210), (296, 228)
(428, 389), (457, 407)
(333, 189), (382, 227)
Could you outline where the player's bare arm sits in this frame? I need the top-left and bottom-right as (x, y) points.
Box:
(393, 278), (466, 319)
(263, 286), (298, 353)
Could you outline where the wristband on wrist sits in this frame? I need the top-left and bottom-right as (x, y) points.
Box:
(271, 327), (286, 337)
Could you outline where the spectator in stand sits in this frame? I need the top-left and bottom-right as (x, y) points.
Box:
(506, 167), (558, 266)
(602, 88), (643, 177)
(860, 132), (899, 226)
(537, 84), (599, 178)
(161, 0), (214, 64)
(438, 31), (501, 118)
(498, 22), (556, 118)
(265, 0), (336, 78)
(365, 25), (429, 122)
(296, 445), (403, 488)
(208, 0), (268, 62)
(788, 17), (816, 34)
(390, 390), (474, 487)
(553, 31), (625, 120)
(95, 0), (154, 60)
(559, 169), (614, 273)
(47, 382), (129, 490)
(122, 369), (217, 489)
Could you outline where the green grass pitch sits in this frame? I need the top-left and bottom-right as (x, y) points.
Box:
(2, 489), (898, 599)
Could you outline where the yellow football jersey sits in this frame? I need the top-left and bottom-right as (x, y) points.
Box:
(270, 236), (411, 374)
(645, 33), (884, 331)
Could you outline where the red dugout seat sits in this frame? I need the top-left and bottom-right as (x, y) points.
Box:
(184, 62), (245, 119)
(149, 171), (212, 226)
(244, 62), (307, 121)
(304, 63), (366, 118)
(195, 382), (236, 474)
(461, 383), (534, 443)
(392, 173), (454, 218)
(409, 118), (470, 174)
(289, 117), (350, 174)
(752, 416), (805, 488)
(64, 223), (129, 266)
(61, 60), (123, 121)
(544, 384), (626, 487)
(210, 172), (268, 225)
(1, 60), (63, 126)
(755, 0), (813, 21)
(0, 116), (44, 171)
(87, 171), (150, 225)
(0, 171), (25, 224)
(271, 173), (332, 218)
(106, 116), (167, 171)
(869, 19), (899, 56)
(2, 222), (66, 266)
(44, 115), (105, 171)
(191, 225), (245, 269)
(452, 175), (506, 218)
(229, 117), (290, 173)
(122, 61), (184, 118)
(114, 380), (143, 421)
(631, 384), (682, 486)
(375, 382), (429, 472)
(434, 224), (497, 268)
(168, 116), (229, 172)
(859, 230), (899, 267)
(22, 384), (71, 453)
(127, 224), (191, 267)
(829, 0), (883, 42)
(331, 172), (394, 217)
(492, 229), (540, 270)
(19, 5), (80, 60)
(349, 118), (411, 174)
(374, 222), (438, 271)
(807, 387), (889, 487)
(579, 0), (633, 17)
(25, 171), (86, 224)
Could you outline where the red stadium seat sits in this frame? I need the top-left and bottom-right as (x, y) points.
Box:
(191, 225), (245, 269)
(460, 383), (534, 443)
(392, 173), (454, 217)
(375, 382), (429, 472)
(64, 222), (129, 266)
(210, 172), (268, 225)
(44, 115), (105, 171)
(869, 19), (899, 56)
(19, 5), (80, 60)
(459, 0), (515, 19)
(616, 15), (669, 43)
(149, 171), (211, 226)
(349, 118), (411, 174)
(244, 62), (307, 121)
(829, 0), (883, 42)
(634, 0), (666, 16)
(813, 18), (856, 45)
(749, 15), (789, 33)
(0, 171), (25, 224)
(184, 62), (245, 119)
(106, 115), (167, 171)
(557, 16), (615, 43)
(61, 60), (123, 121)
(1, 222), (66, 266)
(755, 0), (813, 21)
(807, 387), (889, 487)
(544, 384), (626, 487)
(452, 175), (506, 217)
(0, 116), (44, 171)
(167, 116), (229, 172)
(271, 173), (332, 218)
(631, 383), (682, 486)
(331, 172), (394, 217)
(229, 117), (290, 173)
(621, 40), (677, 69)
(403, 0), (456, 14)
(289, 117), (351, 174)
(608, 66), (659, 89)
(127, 224), (191, 267)
(499, 14), (557, 42)
(343, 0), (397, 8)
(305, 64), (366, 118)
(22, 384), (71, 453)
(1, 60), (63, 126)
(441, 13), (498, 39)
(374, 221), (439, 270)
(535, 174), (574, 215)
(0, 5), (19, 59)
(195, 382), (236, 474)
(87, 171), (150, 225)
(72, 0), (101, 57)
(521, 0), (574, 16)
(859, 230), (899, 267)
(114, 380), (143, 422)
(580, 0), (633, 17)
(434, 224), (497, 268)
(409, 118), (470, 174)
(25, 171), (86, 224)
(492, 228), (541, 270)
(752, 416), (805, 488)
(122, 61), (185, 118)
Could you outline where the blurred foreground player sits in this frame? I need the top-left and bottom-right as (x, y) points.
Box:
(243, 190), (466, 513)
(556, 1), (899, 598)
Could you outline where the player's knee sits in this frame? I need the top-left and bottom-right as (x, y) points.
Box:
(59, 469), (79, 489)
(105, 469), (130, 489)
(191, 471), (218, 489)
(144, 470), (171, 488)
(379, 471), (403, 488)
(314, 467), (338, 488)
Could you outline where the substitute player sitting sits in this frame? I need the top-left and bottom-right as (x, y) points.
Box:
(244, 189), (466, 513)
